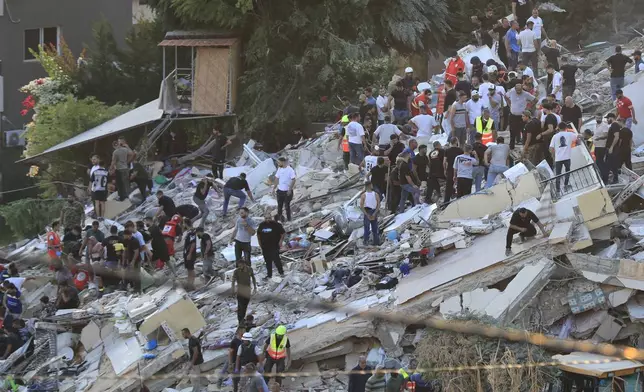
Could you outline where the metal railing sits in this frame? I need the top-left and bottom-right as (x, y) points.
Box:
(541, 163), (602, 201)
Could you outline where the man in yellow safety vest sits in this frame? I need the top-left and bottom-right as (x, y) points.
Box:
(337, 115), (351, 169)
(475, 108), (496, 145)
(262, 325), (291, 386)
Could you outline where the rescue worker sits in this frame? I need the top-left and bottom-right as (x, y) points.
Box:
(161, 214), (183, 264)
(411, 87), (432, 117)
(234, 332), (260, 392)
(263, 325), (291, 386)
(337, 115), (351, 169)
(47, 221), (62, 266)
(475, 108), (496, 145)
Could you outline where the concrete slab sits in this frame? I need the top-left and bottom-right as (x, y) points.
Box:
(104, 199), (132, 220)
(572, 310), (608, 338)
(576, 188), (618, 231)
(80, 321), (102, 351)
(439, 295), (462, 316)
(462, 288), (501, 313)
(103, 333), (142, 375)
(592, 315), (623, 343)
(568, 253), (644, 291)
(395, 228), (548, 305)
(301, 339), (354, 363)
(139, 298), (206, 340)
(570, 224), (593, 251)
(484, 258), (555, 323)
(436, 172), (542, 222)
(607, 288), (633, 307)
(548, 222), (574, 244)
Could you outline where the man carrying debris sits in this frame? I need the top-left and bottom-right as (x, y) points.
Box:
(361, 182), (381, 246)
(232, 259), (258, 324)
(263, 325), (291, 386)
(155, 190), (176, 219)
(453, 145), (479, 198)
(182, 328), (206, 392)
(223, 173), (255, 216)
(273, 157), (296, 222)
(549, 122), (582, 195)
(257, 211), (286, 279)
(231, 207), (257, 264)
(506, 207), (547, 256)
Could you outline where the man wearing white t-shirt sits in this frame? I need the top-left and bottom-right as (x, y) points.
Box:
(547, 64), (563, 101)
(346, 112), (367, 165)
(373, 115), (402, 151)
(549, 122), (581, 195)
(465, 91), (484, 144)
(478, 74), (495, 109)
(527, 8), (547, 67)
(376, 89), (389, 125)
(273, 157), (296, 222)
(518, 21), (538, 76)
(409, 113), (439, 138)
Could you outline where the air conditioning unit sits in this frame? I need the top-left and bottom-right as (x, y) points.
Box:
(5, 130), (26, 147)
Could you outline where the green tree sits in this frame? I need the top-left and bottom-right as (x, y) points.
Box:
(23, 96), (133, 197)
(148, 0), (451, 135)
(0, 199), (66, 239)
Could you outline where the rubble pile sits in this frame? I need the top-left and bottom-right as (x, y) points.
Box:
(7, 83), (644, 390)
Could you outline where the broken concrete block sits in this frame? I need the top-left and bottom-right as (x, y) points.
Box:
(440, 296), (462, 317)
(570, 223), (593, 251)
(576, 188), (618, 231)
(572, 310), (608, 338)
(607, 288), (633, 307)
(80, 321), (102, 351)
(139, 298), (206, 340)
(140, 342), (186, 379)
(592, 315), (623, 343)
(104, 199), (133, 220)
(374, 323), (405, 351)
(301, 339), (354, 363)
(308, 257), (328, 274)
(627, 296), (644, 322)
(548, 222), (573, 244)
(462, 288), (501, 314)
(200, 348), (228, 372)
(484, 258), (555, 323)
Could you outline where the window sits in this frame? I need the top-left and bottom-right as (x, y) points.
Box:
(24, 27), (59, 60)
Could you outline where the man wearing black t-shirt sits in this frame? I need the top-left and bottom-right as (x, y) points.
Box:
(443, 137), (464, 204)
(512, 0), (533, 27)
(541, 103), (559, 166)
(607, 45), (634, 100)
(223, 173), (255, 216)
(506, 207), (547, 256)
(493, 19), (511, 67)
(257, 212), (286, 279)
(605, 114), (622, 183)
(560, 58), (577, 99)
(155, 191), (176, 219)
(211, 127), (232, 179)
(426, 141), (446, 203)
(196, 227), (215, 281)
(182, 328), (205, 391)
(619, 126), (633, 170)
(560, 97), (583, 131)
(522, 111), (543, 165)
(122, 230), (141, 292)
(389, 81), (410, 124)
(413, 145), (429, 184)
(184, 224), (197, 289)
(386, 134), (405, 165)
(368, 157), (388, 199)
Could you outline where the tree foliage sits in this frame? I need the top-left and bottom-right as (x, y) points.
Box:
(0, 199), (65, 239)
(78, 19), (165, 106)
(148, 0), (450, 134)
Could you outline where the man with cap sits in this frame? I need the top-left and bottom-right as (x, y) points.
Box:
(235, 332), (260, 392)
(466, 90), (484, 145)
(634, 50), (644, 74)
(263, 325), (291, 386)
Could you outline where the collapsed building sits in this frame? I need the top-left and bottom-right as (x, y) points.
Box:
(5, 32), (644, 392)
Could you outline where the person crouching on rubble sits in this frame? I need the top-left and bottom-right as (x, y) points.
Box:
(360, 181), (381, 247)
(505, 207), (548, 256)
(2, 283), (22, 328)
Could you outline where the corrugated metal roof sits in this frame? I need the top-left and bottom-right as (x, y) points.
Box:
(19, 99), (163, 163)
(158, 38), (237, 47)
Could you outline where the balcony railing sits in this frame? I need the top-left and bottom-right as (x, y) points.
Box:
(540, 163), (602, 201)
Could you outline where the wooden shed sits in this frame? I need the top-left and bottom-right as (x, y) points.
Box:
(158, 31), (241, 116)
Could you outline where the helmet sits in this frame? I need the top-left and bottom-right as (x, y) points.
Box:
(242, 332), (253, 341)
(341, 115), (349, 124)
(405, 67), (414, 73)
(171, 214), (181, 223)
(275, 325), (287, 335)
(487, 65), (498, 73)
